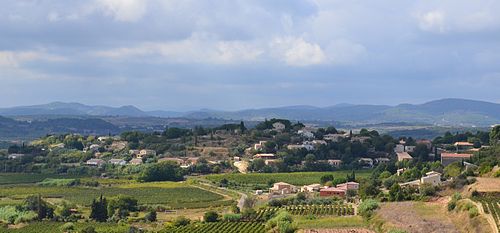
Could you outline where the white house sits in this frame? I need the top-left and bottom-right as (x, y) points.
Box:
(8, 154), (25, 159)
(139, 149), (156, 157)
(420, 171), (441, 186)
(109, 159), (127, 166)
(301, 183), (322, 192)
(375, 158), (390, 164)
(269, 182), (296, 195)
(254, 141), (267, 151)
(86, 158), (106, 166)
(327, 159), (342, 167)
(298, 130), (315, 139)
(358, 158), (374, 167)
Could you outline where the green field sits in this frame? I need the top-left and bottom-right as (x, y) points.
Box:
(0, 173), (85, 185)
(0, 222), (130, 233)
(205, 170), (371, 186)
(0, 182), (228, 209)
(296, 216), (367, 229)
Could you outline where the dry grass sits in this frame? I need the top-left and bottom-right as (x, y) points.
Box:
(469, 177), (500, 193)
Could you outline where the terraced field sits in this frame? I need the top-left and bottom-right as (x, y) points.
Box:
(160, 222), (265, 233)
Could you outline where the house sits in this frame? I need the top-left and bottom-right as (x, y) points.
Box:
(397, 152), (413, 162)
(323, 134), (346, 142)
(454, 142), (474, 151)
(319, 187), (346, 197)
(185, 157), (199, 165)
(129, 158), (143, 165)
(269, 182), (296, 195)
(255, 190), (264, 195)
(441, 153), (473, 166)
(420, 171), (441, 186)
(158, 157), (184, 165)
(87, 144), (100, 152)
(337, 182), (360, 191)
(287, 143), (314, 151)
(139, 149), (156, 157)
(375, 158), (390, 164)
(264, 159), (281, 165)
(233, 156), (241, 161)
(109, 159), (127, 165)
(397, 168), (406, 176)
(312, 140), (327, 146)
(7, 154), (25, 159)
(351, 136), (370, 143)
(394, 144), (405, 153)
(86, 158), (106, 166)
(272, 122), (286, 131)
(358, 158), (374, 168)
(405, 146), (416, 153)
(327, 159), (342, 167)
(400, 171), (442, 188)
(254, 141), (267, 151)
(416, 139), (433, 149)
(129, 149), (140, 155)
(254, 153), (276, 159)
(301, 184), (322, 192)
(298, 130), (315, 139)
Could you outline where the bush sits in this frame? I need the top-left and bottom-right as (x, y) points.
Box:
(468, 207), (479, 218)
(204, 210), (219, 222)
(81, 226), (97, 233)
(60, 222), (75, 232)
(0, 206), (37, 224)
(144, 210), (157, 222)
(223, 213), (242, 222)
(358, 199), (379, 219)
(173, 216), (190, 227)
(447, 201), (456, 211)
(265, 210), (296, 233)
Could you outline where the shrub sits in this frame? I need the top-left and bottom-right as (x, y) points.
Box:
(223, 213), (242, 222)
(468, 207), (478, 218)
(81, 226), (97, 233)
(204, 210), (219, 222)
(358, 199), (379, 219)
(144, 210), (157, 222)
(173, 216), (190, 227)
(60, 222), (75, 232)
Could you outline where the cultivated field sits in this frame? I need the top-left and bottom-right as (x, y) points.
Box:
(470, 177), (500, 193)
(301, 229), (375, 233)
(160, 222), (266, 233)
(205, 170), (371, 186)
(0, 181), (228, 209)
(0, 173), (84, 185)
(0, 222), (130, 233)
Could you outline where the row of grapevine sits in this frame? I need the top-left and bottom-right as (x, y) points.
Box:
(161, 222), (265, 233)
(478, 198), (500, 231)
(257, 204), (354, 218)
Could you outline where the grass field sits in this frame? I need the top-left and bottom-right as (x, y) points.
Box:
(205, 170), (371, 186)
(0, 173), (84, 185)
(0, 182), (228, 209)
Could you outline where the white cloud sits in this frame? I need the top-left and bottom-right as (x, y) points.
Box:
(0, 51), (66, 68)
(417, 10), (446, 33)
(271, 37), (326, 66)
(93, 34), (264, 64)
(96, 0), (147, 22)
(325, 39), (366, 65)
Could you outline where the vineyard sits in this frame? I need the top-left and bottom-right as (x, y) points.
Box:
(161, 222), (265, 233)
(477, 197), (500, 231)
(205, 170), (370, 186)
(256, 204), (355, 220)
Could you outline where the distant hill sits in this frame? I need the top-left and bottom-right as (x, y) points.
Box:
(1, 98), (499, 126)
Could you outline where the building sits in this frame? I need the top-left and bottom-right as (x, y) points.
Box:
(351, 136), (370, 143)
(269, 182), (296, 195)
(287, 143), (314, 151)
(454, 142), (474, 151)
(86, 158), (106, 166)
(319, 187), (346, 197)
(109, 159), (127, 165)
(327, 159), (342, 167)
(394, 144), (405, 153)
(301, 184), (322, 192)
(358, 158), (374, 168)
(416, 139), (433, 149)
(397, 152), (413, 162)
(129, 158), (143, 165)
(312, 140), (327, 145)
(272, 122), (286, 131)
(139, 149), (156, 157)
(254, 141), (267, 151)
(129, 149), (140, 155)
(254, 153), (276, 159)
(264, 159), (281, 165)
(298, 130), (315, 139)
(441, 153), (473, 166)
(405, 146), (416, 153)
(337, 182), (360, 191)
(323, 134), (346, 142)
(375, 157), (391, 164)
(158, 157), (184, 165)
(7, 154), (25, 159)
(420, 171), (441, 186)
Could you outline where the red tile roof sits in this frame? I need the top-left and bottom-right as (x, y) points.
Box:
(441, 153), (473, 158)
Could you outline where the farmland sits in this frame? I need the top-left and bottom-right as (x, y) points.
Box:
(476, 196), (500, 231)
(0, 182), (228, 209)
(257, 204), (355, 218)
(0, 173), (84, 185)
(205, 170), (371, 186)
(0, 222), (130, 233)
(160, 222), (266, 233)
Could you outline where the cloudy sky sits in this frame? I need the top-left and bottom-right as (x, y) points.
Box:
(1, 0), (500, 111)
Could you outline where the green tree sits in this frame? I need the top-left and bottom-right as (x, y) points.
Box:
(138, 161), (184, 182)
(173, 216), (191, 227)
(145, 210), (157, 222)
(204, 210), (219, 222)
(90, 195), (108, 222)
(490, 125), (500, 145)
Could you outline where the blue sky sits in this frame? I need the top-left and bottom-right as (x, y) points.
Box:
(1, 0), (500, 111)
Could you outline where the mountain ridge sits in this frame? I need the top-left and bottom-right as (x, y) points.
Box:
(1, 98), (499, 126)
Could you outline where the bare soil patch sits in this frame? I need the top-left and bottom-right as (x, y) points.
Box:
(469, 177), (500, 193)
(377, 202), (459, 233)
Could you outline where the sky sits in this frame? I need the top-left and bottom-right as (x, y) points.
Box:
(1, 0), (500, 111)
